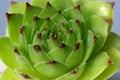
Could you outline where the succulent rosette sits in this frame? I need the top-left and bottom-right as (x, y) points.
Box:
(0, 0), (120, 80)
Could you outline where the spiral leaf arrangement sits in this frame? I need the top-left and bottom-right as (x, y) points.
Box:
(0, 0), (120, 80)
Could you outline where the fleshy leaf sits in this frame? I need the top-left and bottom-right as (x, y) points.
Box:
(79, 52), (109, 80)
(0, 37), (19, 69)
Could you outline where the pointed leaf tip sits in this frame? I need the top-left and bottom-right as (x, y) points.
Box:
(20, 26), (25, 35)
(33, 45), (42, 52)
(106, 19), (112, 24)
(26, 2), (31, 8)
(46, 2), (51, 7)
(59, 42), (66, 48)
(14, 47), (20, 55)
(68, 28), (72, 34)
(47, 60), (57, 64)
(33, 16), (39, 22)
(58, 10), (62, 14)
(74, 5), (81, 11)
(37, 32), (42, 40)
(108, 2), (115, 8)
(108, 59), (113, 65)
(21, 74), (31, 79)
(74, 42), (80, 51)
(76, 19), (80, 26)
(71, 68), (79, 74)
(52, 34), (58, 41)
(46, 17), (50, 21)
(6, 13), (13, 21)
(11, 1), (17, 5)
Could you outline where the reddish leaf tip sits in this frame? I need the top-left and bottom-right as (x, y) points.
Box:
(74, 5), (81, 11)
(14, 47), (20, 55)
(11, 1), (17, 5)
(46, 17), (50, 21)
(47, 60), (57, 64)
(6, 13), (13, 21)
(106, 19), (112, 24)
(37, 32), (42, 40)
(59, 42), (66, 48)
(46, 2), (51, 7)
(20, 26), (25, 35)
(68, 28), (72, 34)
(71, 68), (79, 74)
(108, 2), (115, 8)
(52, 34), (58, 41)
(26, 2), (31, 8)
(33, 45), (42, 52)
(94, 36), (98, 43)
(76, 19), (80, 26)
(58, 10), (62, 14)
(108, 60), (113, 65)
(74, 42), (80, 51)
(34, 16), (39, 22)
(21, 74), (31, 79)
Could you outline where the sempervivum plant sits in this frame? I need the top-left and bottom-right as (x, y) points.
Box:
(0, 0), (120, 80)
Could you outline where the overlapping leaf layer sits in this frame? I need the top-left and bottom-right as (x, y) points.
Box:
(0, 0), (120, 80)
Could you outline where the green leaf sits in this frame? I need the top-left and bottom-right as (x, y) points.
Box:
(83, 30), (95, 62)
(6, 13), (23, 44)
(79, 52), (109, 80)
(55, 63), (86, 80)
(9, 2), (26, 14)
(86, 15), (109, 54)
(49, 43), (72, 63)
(34, 61), (69, 79)
(23, 3), (42, 25)
(0, 37), (19, 69)
(50, 0), (75, 10)
(94, 64), (118, 80)
(1, 69), (25, 80)
(81, 1), (113, 20)
(65, 41), (84, 68)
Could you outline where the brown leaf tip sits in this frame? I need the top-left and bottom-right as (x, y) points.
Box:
(20, 26), (25, 35)
(34, 16), (39, 22)
(44, 27), (48, 31)
(11, 1), (17, 5)
(46, 17), (50, 21)
(33, 45), (42, 52)
(46, 2), (51, 7)
(59, 42), (66, 48)
(58, 10), (62, 14)
(74, 5), (81, 11)
(21, 74), (31, 79)
(94, 36), (98, 43)
(71, 68), (79, 74)
(108, 60), (113, 65)
(37, 32), (42, 40)
(108, 2), (115, 8)
(76, 19), (80, 26)
(52, 34), (58, 41)
(26, 2), (31, 8)
(47, 60), (57, 64)
(14, 47), (20, 55)
(106, 19), (112, 24)
(6, 13), (13, 21)
(74, 42), (80, 51)
(68, 28), (72, 34)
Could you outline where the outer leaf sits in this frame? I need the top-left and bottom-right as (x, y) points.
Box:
(79, 52), (109, 80)
(6, 13), (23, 44)
(55, 63), (86, 80)
(0, 37), (19, 69)
(9, 2), (26, 14)
(86, 15), (108, 54)
(0, 69), (25, 80)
